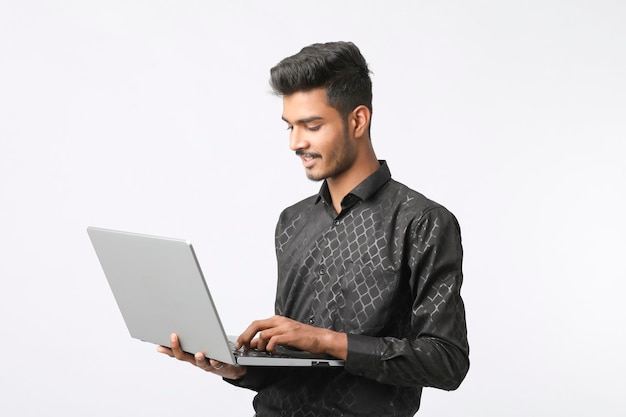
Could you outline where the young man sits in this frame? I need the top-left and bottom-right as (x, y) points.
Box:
(159, 41), (469, 416)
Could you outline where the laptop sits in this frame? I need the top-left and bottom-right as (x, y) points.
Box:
(87, 226), (344, 367)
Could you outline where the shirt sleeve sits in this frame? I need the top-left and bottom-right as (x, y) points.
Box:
(344, 206), (470, 390)
(222, 366), (282, 392)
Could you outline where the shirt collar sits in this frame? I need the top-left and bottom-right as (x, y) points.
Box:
(316, 160), (392, 208)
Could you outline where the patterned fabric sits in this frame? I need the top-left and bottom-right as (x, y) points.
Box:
(229, 161), (469, 416)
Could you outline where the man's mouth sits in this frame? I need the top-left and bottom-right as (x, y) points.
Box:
(296, 151), (321, 166)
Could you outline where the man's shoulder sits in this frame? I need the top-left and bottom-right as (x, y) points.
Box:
(278, 193), (319, 219)
(384, 179), (458, 223)
(385, 179), (440, 208)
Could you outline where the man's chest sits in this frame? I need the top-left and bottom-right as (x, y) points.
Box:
(275, 206), (412, 334)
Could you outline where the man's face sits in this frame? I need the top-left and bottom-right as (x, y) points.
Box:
(282, 88), (357, 182)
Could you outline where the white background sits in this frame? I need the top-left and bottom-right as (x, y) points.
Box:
(1, 1), (625, 415)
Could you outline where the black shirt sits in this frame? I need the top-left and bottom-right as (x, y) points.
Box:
(230, 161), (469, 417)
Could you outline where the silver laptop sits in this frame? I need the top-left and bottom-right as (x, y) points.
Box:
(87, 226), (344, 367)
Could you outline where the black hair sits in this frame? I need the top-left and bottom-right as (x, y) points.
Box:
(269, 41), (373, 120)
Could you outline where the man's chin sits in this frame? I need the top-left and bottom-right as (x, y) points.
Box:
(304, 168), (325, 182)
(305, 173), (325, 182)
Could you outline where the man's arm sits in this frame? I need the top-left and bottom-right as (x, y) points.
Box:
(343, 206), (469, 389)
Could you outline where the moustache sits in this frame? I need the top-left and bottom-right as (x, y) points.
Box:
(296, 150), (322, 159)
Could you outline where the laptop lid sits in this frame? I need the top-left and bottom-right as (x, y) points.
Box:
(87, 227), (344, 367)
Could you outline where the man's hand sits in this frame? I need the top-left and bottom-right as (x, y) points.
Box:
(236, 315), (348, 360)
(157, 333), (247, 380)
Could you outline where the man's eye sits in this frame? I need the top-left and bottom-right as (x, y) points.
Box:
(307, 125), (321, 131)
(286, 125), (293, 131)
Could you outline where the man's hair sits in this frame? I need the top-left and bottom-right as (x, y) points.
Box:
(269, 41), (373, 120)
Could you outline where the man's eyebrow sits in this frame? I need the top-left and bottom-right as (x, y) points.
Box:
(281, 116), (324, 124)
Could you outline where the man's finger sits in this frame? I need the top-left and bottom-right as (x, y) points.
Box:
(209, 359), (225, 370)
(194, 352), (212, 370)
(170, 333), (180, 348)
(236, 316), (284, 348)
(237, 320), (266, 348)
(157, 345), (174, 357)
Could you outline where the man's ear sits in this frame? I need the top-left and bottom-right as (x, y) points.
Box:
(350, 105), (371, 138)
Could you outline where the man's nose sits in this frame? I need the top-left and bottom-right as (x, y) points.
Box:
(289, 127), (308, 151)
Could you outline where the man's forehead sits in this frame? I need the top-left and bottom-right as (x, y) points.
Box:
(281, 89), (337, 122)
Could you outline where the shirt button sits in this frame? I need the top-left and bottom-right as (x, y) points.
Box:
(334, 220), (340, 226)
(319, 268), (325, 275)
(309, 317), (315, 324)
(280, 411), (287, 416)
